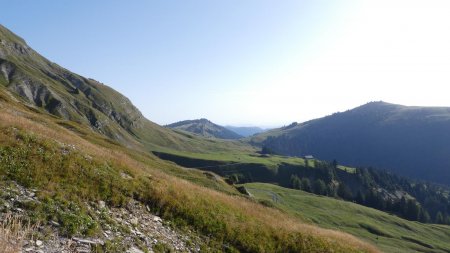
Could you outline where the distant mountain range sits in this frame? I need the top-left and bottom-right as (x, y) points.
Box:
(250, 101), (450, 185)
(166, 119), (243, 139)
(225, 126), (267, 137)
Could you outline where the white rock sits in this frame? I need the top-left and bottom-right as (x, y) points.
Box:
(130, 217), (139, 225)
(35, 240), (43, 247)
(72, 237), (104, 245)
(127, 246), (145, 253)
(50, 220), (60, 227)
(127, 247), (144, 253)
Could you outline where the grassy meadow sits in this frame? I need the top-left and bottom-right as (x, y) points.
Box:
(0, 88), (378, 252)
(245, 182), (450, 253)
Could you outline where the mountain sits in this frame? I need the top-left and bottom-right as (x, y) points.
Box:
(0, 24), (380, 252)
(166, 118), (243, 139)
(1, 23), (449, 253)
(250, 101), (450, 185)
(0, 24), (251, 154)
(225, 125), (267, 137)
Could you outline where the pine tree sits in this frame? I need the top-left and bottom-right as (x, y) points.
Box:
(337, 182), (353, 200)
(301, 178), (312, 192)
(355, 190), (366, 204)
(290, 175), (302, 190)
(445, 214), (450, 225)
(405, 200), (420, 221)
(313, 179), (327, 195)
(419, 209), (431, 223)
(435, 211), (444, 224)
(327, 184), (337, 197)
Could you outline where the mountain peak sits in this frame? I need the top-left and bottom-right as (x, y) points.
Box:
(166, 119), (242, 139)
(358, 101), (401, 109)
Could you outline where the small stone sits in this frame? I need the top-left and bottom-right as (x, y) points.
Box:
(153, 216), (162, 223)
(98, 200), (106, 209)
(50, 220), (60, 227)
(130, 217), (139, 225)
(72, 237), (103, 245)
(127, 246), (145, 253)
(35, 240), (43, 247)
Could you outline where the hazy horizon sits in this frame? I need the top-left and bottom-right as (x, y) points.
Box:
(2, 1), (450, 126)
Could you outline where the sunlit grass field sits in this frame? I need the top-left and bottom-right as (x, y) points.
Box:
(245, 182), (450, 253)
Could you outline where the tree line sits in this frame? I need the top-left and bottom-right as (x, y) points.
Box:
(289, 160), (450, 224)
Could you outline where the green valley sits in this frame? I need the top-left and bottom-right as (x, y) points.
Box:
(1, 5), (450, 252)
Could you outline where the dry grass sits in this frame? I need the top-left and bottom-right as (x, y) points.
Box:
(0, 214), (33, 253)
(0, 97), (380, 252)
(153, 175), (380, 252)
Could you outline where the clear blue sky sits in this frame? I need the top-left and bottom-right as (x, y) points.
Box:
(2, 1), (450, 127)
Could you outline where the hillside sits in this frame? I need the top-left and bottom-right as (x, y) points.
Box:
(153, 150), (450, 225)
(245, 183), (450, 253)
(166, 118), (242, 139)
(0, 89), (382, 252)
(250, 101), (450, 185)
(0, 24), (252, 154)
(0, 25), (380, 252)
(225, 126), (267, 137)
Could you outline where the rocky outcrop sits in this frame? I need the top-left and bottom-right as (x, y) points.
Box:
(0, 25), (147, 146)
(0, 181), (208, 253)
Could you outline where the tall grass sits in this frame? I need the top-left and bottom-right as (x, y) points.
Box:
(0, 100), (379, 252)
(0, 214), (33, 253)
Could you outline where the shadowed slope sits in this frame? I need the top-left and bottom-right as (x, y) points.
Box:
(250, 101), (450, 185)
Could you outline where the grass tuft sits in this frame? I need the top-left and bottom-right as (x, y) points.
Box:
(0, 214), (34, 253)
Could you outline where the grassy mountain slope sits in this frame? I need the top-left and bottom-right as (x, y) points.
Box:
(0, 79), (378, 252)
(153, 149), (450, 225)
(0, 24), (252, 154)
(250, 101), (450, 185)
(166, 118), (243, 139)
(245, 183), (450, 253)
(0, 24), (381, 252)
